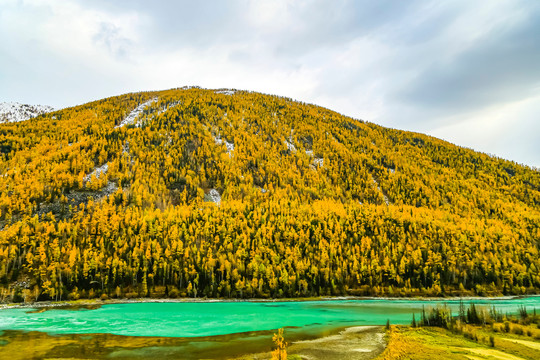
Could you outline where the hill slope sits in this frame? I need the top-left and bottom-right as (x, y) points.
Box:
(0, 102), (54, 123)
(0, 87), (539, 302)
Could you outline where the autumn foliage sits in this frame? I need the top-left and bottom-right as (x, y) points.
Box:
(0, 87), (539, 301)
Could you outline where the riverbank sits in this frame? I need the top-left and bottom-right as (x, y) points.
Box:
(2, 294), (537, 311)
(379, 323), (540, 360)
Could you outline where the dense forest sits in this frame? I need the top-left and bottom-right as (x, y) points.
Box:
(0, 87), (539, 302)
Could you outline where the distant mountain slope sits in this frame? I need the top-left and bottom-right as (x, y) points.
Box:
(0, 87), (539, 302)
(0, 102), (54, 123)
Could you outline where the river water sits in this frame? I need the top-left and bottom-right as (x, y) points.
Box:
(0, 297), (538, 359)
(1, 297), (539, 337)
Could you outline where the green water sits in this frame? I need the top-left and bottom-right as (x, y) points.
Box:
(1, 297), (539, 338)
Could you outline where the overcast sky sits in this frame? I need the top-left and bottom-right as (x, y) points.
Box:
(1, 0), (539, 167)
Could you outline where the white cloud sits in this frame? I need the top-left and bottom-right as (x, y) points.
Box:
(428, 94), (540, 168)
(0, 0), (538, 167)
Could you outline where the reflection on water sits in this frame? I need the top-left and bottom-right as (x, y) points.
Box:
(26, 304), (103, 314)
(0, 325), (348, 360)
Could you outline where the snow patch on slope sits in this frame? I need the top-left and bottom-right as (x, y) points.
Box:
(100, 181), (118, 196)
(310, 156), (324, 170)
(371, 176), (389, 205)
(0, 102), (54, 123)
(116, 98), (157, 128)
(215, 89), (236, 95)
(284, 131), (297, 153)
(84, 163), (109, 183)
(224, 140), (234, 154)
(157, 100), (182, 115)
(313, 158), (324, 167)
(214, 134), (234, 157)
(285, 139), (297, 153)
(204, 189), (221, 205)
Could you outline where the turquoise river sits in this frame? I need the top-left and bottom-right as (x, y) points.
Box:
(0, 297), (539, 359)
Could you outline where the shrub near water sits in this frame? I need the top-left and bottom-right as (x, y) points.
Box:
(271, 328), (287, 360)
(414, 303), (540, 349)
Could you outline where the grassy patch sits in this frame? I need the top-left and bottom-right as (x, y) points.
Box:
(378, 325), (540, 360)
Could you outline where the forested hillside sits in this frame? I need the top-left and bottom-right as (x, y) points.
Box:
(1, 87), (539, 302)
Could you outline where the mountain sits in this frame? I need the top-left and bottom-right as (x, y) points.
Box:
(0, 102), (55, 123)
(0, 87), (539, 302)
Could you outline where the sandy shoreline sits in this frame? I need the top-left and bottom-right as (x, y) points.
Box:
(243, 325), (387, 360)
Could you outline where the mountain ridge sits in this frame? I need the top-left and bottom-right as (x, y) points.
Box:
(0, 102), (55, 123)
(0, 87), (538, 302)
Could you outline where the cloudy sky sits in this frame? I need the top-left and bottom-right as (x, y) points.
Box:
(1, 0), (539, 167)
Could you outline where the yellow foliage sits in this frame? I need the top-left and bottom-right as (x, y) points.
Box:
(0, 88), (539, 300)
(271, 328), (287, 360)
